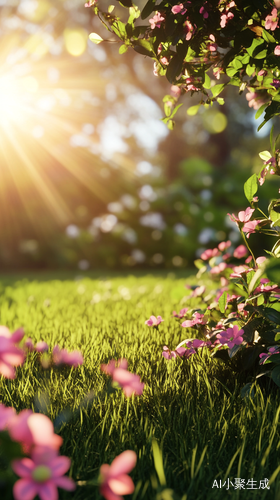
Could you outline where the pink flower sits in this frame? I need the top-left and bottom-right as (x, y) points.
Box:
(172, 308), (188, 318)
(25, 338), (35, 351)
(218, 240), (231, 251)
(113, 368), (144, 397)
(162, 346), (177, 360)
(272, 79), (280, 88)
(181, 312), (207, 328)
(275, 45), (280, 55)
(12, 447), (75, 500)
(170, 85), (181, 98)
(233, 245), (248, 259)
(52, 345), (83, 367)
(0, 327), (25, 379)
(149, 12), (165, 29)
(101, 359), (128, 376)
(171, 4), (187, 15)
(85, 0), (97, 6)
(9, 412), (63, 454)
(220, 11), (234, 28)
(145, 315), (164, 326)
(101, 359), (144, 397)
(210, 262), (227, 274)
(230, 265), (249, 278)
(189, 285), (205, 298)
(242, 220), (260, 238)
(265, 8), (278, 31)
(199, 4), (209, 18)
(184, 20), (195, 40)
(36, 341), (49, 353)
(200, 248), (220, 260)
(0, 403), (16, 430)
(228, 207), (254, 225)
(213, 66), (223, 80)
(246, 91), (268, 110)
(100, 450), (136, 500)
(216, 325), (244, 349)
(259, 346), (280, 365)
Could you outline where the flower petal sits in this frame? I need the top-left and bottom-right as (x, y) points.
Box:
(0, 360), (16, 378)
(108, 475), (135, 495)
(100, 483), (122, 500)
(53, 475), (76, 491)
(13, 479), (38, 500)
(50, 456), (71, 477)
(12, 458), (35, 478)
(37, 481), (58, 500)
(109, 450), (137, 476)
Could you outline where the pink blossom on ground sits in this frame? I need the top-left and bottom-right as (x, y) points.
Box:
(100, 450), (136, 500)
(149, 12), (165, 29)
(52, 345), (83, 367)
(113, 368), (144, 397)
(265, 8), (278, 30)
(181, 312), (207, 328)
(145, 315), (164, 326)
(228, 207), (254, 225)
(233, 245), (248, 259)
(0, 328), (25, 379)
(218, 240), (231, 251)
(200, 248), (220, 260)
(0, 403), (16, 430)
(36, 341), (49, 353)
(162, 346), (177, 360)
(25, 338), (35, 351)
(12, 447), (75, 500)
(101, 359), (144, 397)
(184, 20), (195, 40)
(242, 220), (260, 238)
(216, 325), (244, 349)
(171, 4), (187, 15)
(9, 412), (63, 454)
(172, 308), (188, 318)
(101, 359), (128, 376)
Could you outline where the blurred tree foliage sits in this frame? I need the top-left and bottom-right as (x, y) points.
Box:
(0, 0), (278, 270)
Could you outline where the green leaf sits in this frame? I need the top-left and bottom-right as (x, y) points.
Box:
(217, 98), (225, 105)
(203, 73), (211, 90)
(119, 44), (128, 54)
(246, 64), (255, 77)
(133, 39), (154, 56)
(118, 0), (133, 7)
(228, 344), (243, 359)
(263, 307), (280, 325)
(262, 29), (276, 43)
(254, 49), (267, 60)
(218, 291), (227, 314)
(267, 353), (280, 364)
(108, 5), (115, 13)
(89, 33), (103, 44)
(258, 119), (267, 132)
(266, 258), (280, 284)
(255, 103), (268, 120)
(187, 104), (200, 116)
(211, 84), (225, 98)
(246, 38), (264, 57)
(244, 173), (258, 202)
(166, 52), (185, 84)
(272, 365), (280, 387)
(259, 150), (272, 161)
(141, 0), (156, 20)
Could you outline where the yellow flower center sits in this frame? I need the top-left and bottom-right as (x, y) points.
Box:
(32, 465), (52, 482)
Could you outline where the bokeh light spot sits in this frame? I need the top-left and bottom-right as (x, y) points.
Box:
(64, 28), (88, 57)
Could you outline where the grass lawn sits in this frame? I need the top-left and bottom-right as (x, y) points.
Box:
(1, 271), (280, 500)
